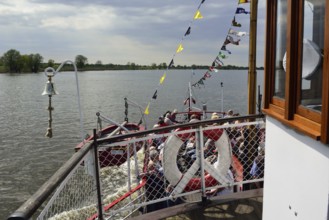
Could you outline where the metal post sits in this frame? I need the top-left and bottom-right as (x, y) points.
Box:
(197, 126), (207, 206)
(258, 85), (262, 114)
(202, 104), (207, 120)
(248, 0), (258, 114)
(93, 129), (104, 220)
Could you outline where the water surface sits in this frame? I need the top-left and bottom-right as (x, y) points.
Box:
(0, 69), (263, 218)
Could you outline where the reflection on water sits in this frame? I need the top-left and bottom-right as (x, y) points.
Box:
(0, 70), (263, 218)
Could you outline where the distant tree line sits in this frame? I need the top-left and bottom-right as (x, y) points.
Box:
(0, 49), (263, 73)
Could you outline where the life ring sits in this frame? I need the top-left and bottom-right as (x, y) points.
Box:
(163, 127), (232, 196)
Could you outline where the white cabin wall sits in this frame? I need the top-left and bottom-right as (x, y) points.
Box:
(263, 117), (329, 220)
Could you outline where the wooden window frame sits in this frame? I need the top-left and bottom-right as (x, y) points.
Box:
(263, 0), (329, 144)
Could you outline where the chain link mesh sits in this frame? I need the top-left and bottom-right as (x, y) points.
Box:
(34, 117), (265, 220)
(37, 156), (98, 220)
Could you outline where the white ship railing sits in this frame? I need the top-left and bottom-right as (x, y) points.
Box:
(8, 114), (265, 220)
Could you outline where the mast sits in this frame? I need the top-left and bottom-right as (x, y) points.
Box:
(188, 82), (192, 112)
(248, 0), (258, 114)
(221, 82), (224, 113)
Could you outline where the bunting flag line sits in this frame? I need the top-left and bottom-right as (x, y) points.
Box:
(190, 0), (251, 91)
(238, 0), (250, 4)
(142, 0), (251, 116)
(176, 44), (184, 53)
(159, 72), (166, 84)
(194, 10), (203, 19)
(152, 90), (158, 99)
(141, 0), (210, 117)
(144, 102), (150, 115)
(236, 7), (250, 14)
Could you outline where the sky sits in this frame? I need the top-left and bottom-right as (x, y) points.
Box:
(0, 0), (266, 67)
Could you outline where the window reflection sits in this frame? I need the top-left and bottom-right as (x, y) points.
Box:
(300, 0), (324, 112)
(274, 0), (287, 99)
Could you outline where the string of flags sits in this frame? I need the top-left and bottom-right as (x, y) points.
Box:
(143, 0), (250, 115)
(192, 0), (250, 88)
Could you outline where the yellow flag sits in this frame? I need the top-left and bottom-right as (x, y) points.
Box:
(194, 10), (203, 19)
(176, 44), (184, 53)
(159, 72), (166, 84)
(239, 0), (250, 3)
(144, 102), (150, 115)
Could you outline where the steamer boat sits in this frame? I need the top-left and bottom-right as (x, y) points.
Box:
(8, 0), (329, 219)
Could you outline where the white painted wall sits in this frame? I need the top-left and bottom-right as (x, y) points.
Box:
(263, 117), (329, 220)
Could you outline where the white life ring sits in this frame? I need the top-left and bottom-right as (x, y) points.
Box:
(163, 127), (232, 196)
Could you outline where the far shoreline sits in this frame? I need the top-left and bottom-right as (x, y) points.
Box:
(0, 65), (264, 74)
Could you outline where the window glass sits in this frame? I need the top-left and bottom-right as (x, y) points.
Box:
(300, 0), (325, 112)
(274, 0), (287, 99)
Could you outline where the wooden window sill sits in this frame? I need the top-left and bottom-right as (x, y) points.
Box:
(262, 108), (321, 140)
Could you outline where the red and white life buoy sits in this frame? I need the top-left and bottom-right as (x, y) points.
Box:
(162, 127), (232, 196)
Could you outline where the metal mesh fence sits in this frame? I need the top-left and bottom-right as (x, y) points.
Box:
(98, 118), (265, 219)
(27, 117), (265, 220)
(37, 151), (98, 220)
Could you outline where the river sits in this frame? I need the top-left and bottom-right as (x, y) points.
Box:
(0, 69), (263, 218)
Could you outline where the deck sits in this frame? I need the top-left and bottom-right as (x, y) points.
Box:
(130, 189), (263, 220)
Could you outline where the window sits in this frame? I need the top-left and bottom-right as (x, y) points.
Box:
(263, 0), (329, 143)
(299, 0), (325, 112)
(274, 0), (287, 99)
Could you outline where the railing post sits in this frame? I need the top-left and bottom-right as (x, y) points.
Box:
(197, 126), (207, 206)
(93, 129), (104, 220)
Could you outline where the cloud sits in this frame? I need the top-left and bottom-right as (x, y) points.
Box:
(0, 0), (266, 67)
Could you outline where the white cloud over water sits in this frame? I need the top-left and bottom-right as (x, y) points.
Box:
(0, 0), (265, 67)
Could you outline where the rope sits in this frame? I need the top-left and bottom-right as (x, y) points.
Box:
(45, 76), (54, 138)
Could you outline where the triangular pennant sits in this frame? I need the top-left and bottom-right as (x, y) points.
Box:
(184, 27), (191, 36)
(168, 59), (174, 68)
(236, 7), (250, 14)
(229, 29), (248, 37)
(218, 51), (228, 59)
(215, 58), (224, 66)
(194, 10), (203, 19)
(152, 90), (158, 99)
(236, 31), (248, 37)
(221, 45), (232, 54)
(144, 102), (150, 115)
(239, 0), (250, 4)
(159, 72), (166, 84)
(204, 71), (212, 78)
(227, 35), (241, 45)
(204, 66), (218, 73)
(176, 44), (184, 53)
(232, 16), (241, 27)
(209, 66), (219, 72)
(229, 28), (238, 36)
(214, 62), (223, 69)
